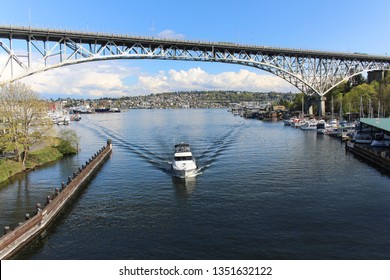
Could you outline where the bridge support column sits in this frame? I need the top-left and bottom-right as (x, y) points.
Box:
(318, 96), (327, 117)
(307, 105), (313, 115)
(304, 96), (314, 115)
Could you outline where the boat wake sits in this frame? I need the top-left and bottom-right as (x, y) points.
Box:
(195, 123), (243, 171)
(78, 116), (245, 177)
(78, 119), (171, 173)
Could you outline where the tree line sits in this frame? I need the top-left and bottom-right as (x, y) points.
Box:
(285, 71), (390, 117)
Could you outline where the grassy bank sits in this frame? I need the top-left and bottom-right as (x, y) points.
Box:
(26, 147), (64, 168)
(0, 145), (65, 184)
(0, 159), (24, 184)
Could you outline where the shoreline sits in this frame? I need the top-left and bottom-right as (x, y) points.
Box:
(0, 144), (74, 185)
(0, 140), (112, 259)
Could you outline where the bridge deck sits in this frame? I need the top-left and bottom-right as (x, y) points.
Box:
(1, 25), (389, 61)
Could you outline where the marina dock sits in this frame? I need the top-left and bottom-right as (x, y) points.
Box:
(346, 141), (390, 174)
(0, 140), (112, 260)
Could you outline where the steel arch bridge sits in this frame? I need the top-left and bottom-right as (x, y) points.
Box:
(1, 25), (390, 113)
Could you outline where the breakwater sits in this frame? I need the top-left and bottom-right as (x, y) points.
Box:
(0, 139), (112, 259)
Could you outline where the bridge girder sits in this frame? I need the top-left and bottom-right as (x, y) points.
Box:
(1, 25), (390, 97)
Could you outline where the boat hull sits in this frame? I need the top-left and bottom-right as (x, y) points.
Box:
(171, 166), (197, 178)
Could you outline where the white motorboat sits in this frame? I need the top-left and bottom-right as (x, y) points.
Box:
(291, 118), (305, 128)
(109, 107), (121, 113)
(316, 120), (332, 134)
(171, 143), (197, 178)
(371, 133), (390, 147)
(48, 111), (70, 125)
(352, 131), (372, 144)
(300, 120), (318, 130)
(334, 122), (356, 140)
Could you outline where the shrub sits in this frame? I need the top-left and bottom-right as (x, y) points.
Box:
(57, 129), (80, 155)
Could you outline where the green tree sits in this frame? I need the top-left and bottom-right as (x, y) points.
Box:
(343, 83), (377, 117)
(372, 71), (390, 117)
(0, 82), (52, 165)
(326, 81), (349, 114)
(0, 133), (7, 154)
(277, 97), (290, 108)
(289, 93), (305, 112)
(57, 129), (80, 154)
(347, 73), (366, 89)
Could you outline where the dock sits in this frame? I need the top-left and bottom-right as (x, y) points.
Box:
(0, 139), (112, 259)
(346, 141), (390, 174)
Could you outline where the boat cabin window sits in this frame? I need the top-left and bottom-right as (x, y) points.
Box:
(175, 145), (191, 153)
(175, 156), (193, 161)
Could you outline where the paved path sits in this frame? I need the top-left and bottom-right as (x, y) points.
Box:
(0, 140), (48, 159)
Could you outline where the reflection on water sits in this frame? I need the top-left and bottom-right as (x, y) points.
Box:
(172, 176), (197, 197)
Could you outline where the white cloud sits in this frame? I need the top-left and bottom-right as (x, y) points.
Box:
(2, 55), (296, 98)
(137, 70), (170, 93)
(21, 61), (138, 98)
(132, 67), (296, 94)
(157, 29), (186, 40)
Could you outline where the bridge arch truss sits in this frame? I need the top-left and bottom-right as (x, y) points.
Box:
(1, 26), (390, 98)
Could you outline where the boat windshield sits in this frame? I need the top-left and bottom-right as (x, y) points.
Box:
(175, 156), (193, 161)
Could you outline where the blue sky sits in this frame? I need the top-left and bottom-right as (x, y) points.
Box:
(1, 0), (390, 98)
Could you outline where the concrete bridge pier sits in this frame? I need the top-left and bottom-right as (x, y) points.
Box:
(318, 96), (327, 117)
(304, 95), (315, 115)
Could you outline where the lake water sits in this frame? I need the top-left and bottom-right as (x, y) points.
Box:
(1, 109), (390, 259)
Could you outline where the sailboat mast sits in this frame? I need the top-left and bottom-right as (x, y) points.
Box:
(368, 98), (372, 118)
(331, 95), (334, 122)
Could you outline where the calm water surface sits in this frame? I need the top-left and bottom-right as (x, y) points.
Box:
(1, 109), (390, 259)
